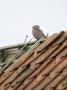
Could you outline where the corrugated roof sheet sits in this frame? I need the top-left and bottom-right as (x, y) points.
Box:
(0, 31), (67, 90)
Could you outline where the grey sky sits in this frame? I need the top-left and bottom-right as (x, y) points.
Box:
(0, 0), (67, 47)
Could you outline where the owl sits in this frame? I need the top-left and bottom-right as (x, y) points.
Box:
(32, 25), (45, 40)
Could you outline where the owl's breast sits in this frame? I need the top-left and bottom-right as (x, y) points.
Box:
(32, 29), (44, 40)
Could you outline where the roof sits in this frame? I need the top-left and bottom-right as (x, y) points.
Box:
(0, 31), (67, 90)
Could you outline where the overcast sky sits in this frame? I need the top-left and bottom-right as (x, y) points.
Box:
(0, 0), (67, 47)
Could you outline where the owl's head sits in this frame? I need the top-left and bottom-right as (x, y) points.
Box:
(32, 25), (40, 30)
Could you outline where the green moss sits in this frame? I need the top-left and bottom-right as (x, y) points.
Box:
(64, 80), (67, 87)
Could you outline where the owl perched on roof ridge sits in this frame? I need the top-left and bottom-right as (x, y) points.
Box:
(32, 25), (45, 40)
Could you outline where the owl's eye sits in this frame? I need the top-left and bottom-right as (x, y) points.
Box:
(36, 26), (39, 28)
(33, 27), (36, 29)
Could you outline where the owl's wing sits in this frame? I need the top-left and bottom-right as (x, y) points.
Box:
(38, 29), (45, 37)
